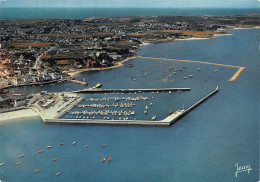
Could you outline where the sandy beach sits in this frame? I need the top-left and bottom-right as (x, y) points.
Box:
(0, 109), (39, 122)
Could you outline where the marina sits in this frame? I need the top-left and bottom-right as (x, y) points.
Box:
(43, 86), (219, 126)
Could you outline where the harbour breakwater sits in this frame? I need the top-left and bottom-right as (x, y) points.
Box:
(73, 88), (190, 93)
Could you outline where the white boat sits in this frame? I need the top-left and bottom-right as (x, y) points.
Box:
(189, 75), (193, 78)
(0, 163), (4, 166)
(144, 110), (148, 114)
(145, 105), (148, 110)
(182, 77), (187, 79)
(72, 142), (76, 145)
(150, 102), (153, 106)
(47, 146), (52, 149)
(198, 68), (201, 71)
(152, 115), (157, 121)
(56, 172), (61, 176)
(18, 154), (24, 158)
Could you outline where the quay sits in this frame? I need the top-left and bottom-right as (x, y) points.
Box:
(43, 86), (218, 126)
(73, 87), (191, 93)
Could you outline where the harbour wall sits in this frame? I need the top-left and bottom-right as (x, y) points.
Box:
(74, 88), (191, 93)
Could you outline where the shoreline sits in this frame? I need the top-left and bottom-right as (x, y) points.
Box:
(0, 108), (39, 122)
(67, 56), (140, 77)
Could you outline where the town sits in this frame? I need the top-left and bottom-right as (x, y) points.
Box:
(0, 14), (259, 109)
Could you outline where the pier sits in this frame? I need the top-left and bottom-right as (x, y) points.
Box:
(42, 86), (219, 126)
(73, 87), (191, 93)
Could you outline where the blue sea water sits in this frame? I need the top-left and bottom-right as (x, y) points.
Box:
(0, 8), (259, 19)
(1, 28), (259, 181)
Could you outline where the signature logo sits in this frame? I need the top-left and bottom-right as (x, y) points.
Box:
(235, 162), (252, 177)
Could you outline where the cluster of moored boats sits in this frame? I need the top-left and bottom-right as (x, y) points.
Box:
(69, 110), (136, 118)
(85, 96), (150, 102)
(161, 64), (221, 82)
(78, 102), (137, 108)
(0, 142), (111, 175)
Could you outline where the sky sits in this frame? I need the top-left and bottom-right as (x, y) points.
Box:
(1, 0), (260, 8)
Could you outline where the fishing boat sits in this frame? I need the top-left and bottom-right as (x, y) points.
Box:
(38, 150), (43, 153)
(0, 163), (4, 166)
(18, 154), (24, 158)
(108, 156), (112, 161)
(72, 142), (76, 145)
(52, 158), (58, 161)
(16, 162), (21, 165)
(56, 172), (61, 176)
(47, 146), (52, 149)
(101, 156), (106, 162)
(34, 169), (39, 173)
(101, 144), (106, 147)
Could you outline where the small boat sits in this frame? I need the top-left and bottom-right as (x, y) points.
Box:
(152, 115), (157, 121)
(204, 66), (207, 68)
(214, 70), (218, 72)
(47, 146), (52, 149)
(72, 142), (76, 145)
(204, 78), (208, 81)
(16, 162), (21, 165)
(38, 150), (43, 153)
(52, 158), (58, 161)
(145, 105), (148, 110)
(56, 172), (61, 176)
(18, 154), (24, 158)
(169, 91), (172, 94)
(101, 144), (106, 147)
(59, 143), (64, 146)
(108, 156), (112, 161)
(182, 77), (187, 79)
(150, 102), (152, 106)
(84, 145), (88, 148)
(198, 68), (201, 71)
(0, 163), (4, 166)
(34, 169), (39, 173)
(144, 110), (148, 114)
(189, 75), (193, 78)
(101, 156), (106, 162)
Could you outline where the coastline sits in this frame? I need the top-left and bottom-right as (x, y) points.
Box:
(0, 108), (39, 122)
(67, 56), (140, 77)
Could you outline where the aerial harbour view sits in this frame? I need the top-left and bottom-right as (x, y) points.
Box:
(0, 0), (259, 181)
